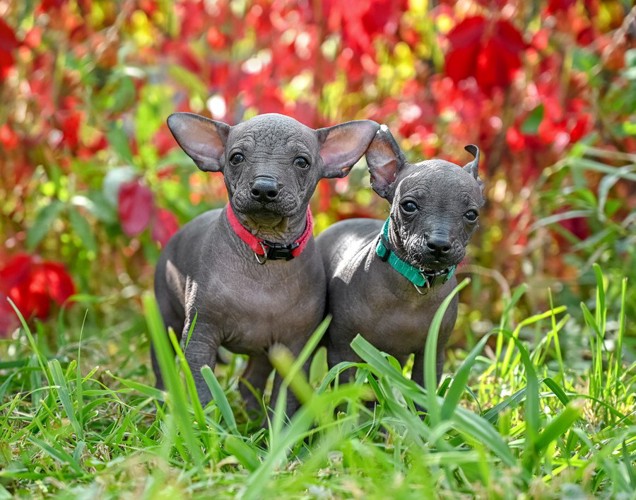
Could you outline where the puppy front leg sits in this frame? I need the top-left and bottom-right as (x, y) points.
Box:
(182, 323), (219, 407)
(240, 353), (272, 419)
(411, 346), (446, 389)
(411, 343), (447, 415)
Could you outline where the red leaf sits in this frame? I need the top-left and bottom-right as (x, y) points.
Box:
(59, 111), (82, 150)
(151, 208), (179, 246)
(206, 27), (227, 50)
(0, 254), (76, 335)
(118, 180), (155, 236)
(36, 262), (76, 306)
(0, 124), (19, 150)
(39, 0), (67, 11)
(545, 0), (576, 13)
(445, 16), (526, 94)
(0, 254), (33, 290)
(0, 18), (19, 80)
(506, 126), (526, 153)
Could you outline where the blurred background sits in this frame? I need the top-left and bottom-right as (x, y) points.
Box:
(0, 0), (634, 374)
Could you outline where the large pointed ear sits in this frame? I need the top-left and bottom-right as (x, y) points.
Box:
(463, 144), (484, 192)
(316, 120), (380, 178)
(167, 112), (230, 172)
(365, 125), (406, 202)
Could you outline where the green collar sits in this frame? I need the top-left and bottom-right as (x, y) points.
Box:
(375, 218), (456, 293)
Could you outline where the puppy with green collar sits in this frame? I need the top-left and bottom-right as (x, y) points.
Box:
(317, 126), (484, 387)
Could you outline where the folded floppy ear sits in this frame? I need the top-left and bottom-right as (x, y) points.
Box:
(365, 125), (407, 202)
(463, 144), (484, 192)
(167, 112), (230, 172)
(316, 120), (380, 179)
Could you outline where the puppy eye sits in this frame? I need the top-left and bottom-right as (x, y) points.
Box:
(294, 156), (310, 169)
(229, 153), (245, 166)
(400, 201), (418, 213)
(464, 209), (478, 222)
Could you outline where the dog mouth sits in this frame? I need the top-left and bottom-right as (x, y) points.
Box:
(230, 191), (305, 242)
(233, 192), (299, 219)
(405, 243), (465, 272)
(418, 257), (459, 272)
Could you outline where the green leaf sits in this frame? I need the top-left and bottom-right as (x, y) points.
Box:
(26, 200), (65, 250)
(520, 104), (544, 134)
(107, 123), (134, 164)
(68, 207), (97, 253)
(101, 74), (137, 113)
(168, 65), (208, 99)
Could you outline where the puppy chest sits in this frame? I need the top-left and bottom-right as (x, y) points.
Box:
(198, 271), (325, 350)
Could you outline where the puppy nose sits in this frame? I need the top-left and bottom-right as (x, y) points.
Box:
(427, 236), (451, 255)
(250, 176), (280, 202)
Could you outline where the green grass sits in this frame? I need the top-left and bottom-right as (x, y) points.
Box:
(1, 266), (635, 498)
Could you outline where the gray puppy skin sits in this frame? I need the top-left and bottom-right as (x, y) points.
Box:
(154, 112), (379, 416)
(317, 126), (484, 387)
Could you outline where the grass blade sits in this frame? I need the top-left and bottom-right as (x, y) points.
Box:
(167, 326), (214, 452)
(533, 400), (584, 454)
(48, 359), (83, 439)
(542, 377), (570, 406)
(424, 278), (471, 426)
(441, 332), (491, 420)
(28, 436), (84, 476)
(107, 373), (165, 400)
(201, 365), (238, 434)
(451, 408), (517, 468)
(224, 435), (261, 472)
(142, 293), (205, 467)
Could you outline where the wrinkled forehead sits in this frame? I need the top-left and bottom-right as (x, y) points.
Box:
(398, 161), (482, 199)
(228, 114), (318, 151)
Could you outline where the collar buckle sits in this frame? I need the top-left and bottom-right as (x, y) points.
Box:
(413, 280), (431, 295)
(263, 241), (299, 261)
(255, 241), (299, 264)
(419, 266), (456, 288)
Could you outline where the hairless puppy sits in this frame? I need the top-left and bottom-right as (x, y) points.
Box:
(154, 112), (379, 417)
(317, 126), (484, 389)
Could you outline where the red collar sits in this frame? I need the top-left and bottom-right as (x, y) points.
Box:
(225, 203), (314, 262)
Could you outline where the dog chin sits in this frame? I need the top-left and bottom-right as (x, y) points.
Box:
(413, 253), (463, 272)
(234, 200), (298, 218)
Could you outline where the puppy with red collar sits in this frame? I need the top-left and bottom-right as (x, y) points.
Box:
(154, 112), (379, 417)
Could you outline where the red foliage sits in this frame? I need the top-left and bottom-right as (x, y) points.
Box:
(0, 0), (632, 318)
(39, 0), (67, 11)
(118, 179), (180, 245)
(151, 208), (180, 247)
(0, 18), (19, 80)
(118, 180), (154, 237)
(558, 214), (590, 242)
(445, 16), (526, 95)
(0, 254), (75, 335)
(0, 124), (19, 150)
